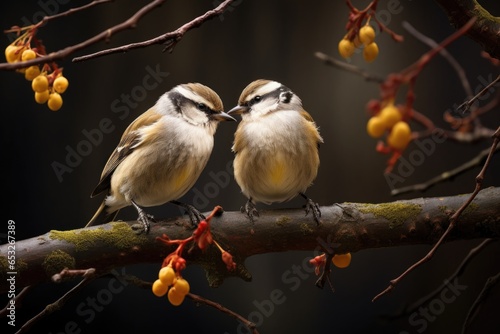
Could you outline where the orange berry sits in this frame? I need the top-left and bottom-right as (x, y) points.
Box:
(332, 253), (351, 268)
(21, 49), (37, 61)
(168, 287), (185, 306)
(387, 121), (412, 150)
(32, 75), (49, 92)
(363, 42), (379, 63)
(34, 90), (50, 104)
(152, 279), (168, 297)
(359, 25), (376, 45)
(48, 92), (63, 111)
(53, 76), (69, 94)
(338, 38), (355, 59)
(5, 45), (22, 63)
(379, 104), (402, 128)
(367, 116), (386, 138)
(25, 66), (41, 81)
(158, 266), (175, 286)
(173, 277), (190, 295)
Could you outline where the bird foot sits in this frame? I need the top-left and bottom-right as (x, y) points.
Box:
(241, 199), (259, 223)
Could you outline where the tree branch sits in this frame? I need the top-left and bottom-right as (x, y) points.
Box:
(1, 187), (499, 294)
(434, 0), (500, 59)
(0, 0), (167, 71)
(72, 0), (236, 62)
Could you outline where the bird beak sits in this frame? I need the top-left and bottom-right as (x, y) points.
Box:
(212, 111), (236, 122)
(228, 105), (250, 116)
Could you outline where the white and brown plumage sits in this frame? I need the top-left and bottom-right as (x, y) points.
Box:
(228, 79), (323, 223)
(87, 83), (235, 232)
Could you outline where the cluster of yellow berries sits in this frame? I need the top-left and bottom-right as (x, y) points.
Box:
(338, 24), (379, 63)
(367, 102), (412, 150)
(152, 264), (190, 306)
(4, 29), (68, 111)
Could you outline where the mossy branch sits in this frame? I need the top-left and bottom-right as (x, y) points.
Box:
(434, 0), (500, 59)
(1, 186), (499, 294)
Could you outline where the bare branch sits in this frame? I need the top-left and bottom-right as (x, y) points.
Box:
(391, 146), (499, 196)
(0, 0), (167, 71)
(314, 51), (384, 83)
(14, 268), (96, 334)
(402, 21), (473, 98)
(72, 0), (236, 62)
(457, 74), (500, 113)
(381, 238), (495, 321)
(1, 187), (499, 294)
(373, 126), (500, 301)
(187, 293), (259, 334)
(434, 0), (500, 59)
(462, 271), (500, 334)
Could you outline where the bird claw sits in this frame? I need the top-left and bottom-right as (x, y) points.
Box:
(241, 200), (259, 223)
(185, 204), (206, 228)
(304, 198), (321, 225)
(136, 212), (153, 234)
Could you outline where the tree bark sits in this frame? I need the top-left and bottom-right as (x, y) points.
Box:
(1, 187), (499, 293)
(435, 0), (500, 59)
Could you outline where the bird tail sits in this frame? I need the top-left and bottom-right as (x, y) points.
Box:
(86, 201), (119, 228)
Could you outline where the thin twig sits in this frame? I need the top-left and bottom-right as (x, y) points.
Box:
(109, 272), (259, 333)
(462, 271), (500, 334)
(0, 0), (166, 70)
(15, 268), (96, 334)
(381, 239), (494, 321)
(73, 0), (236, 62)
(373, 126), (500, 302)
(402, 21), (473, 98)
(315, 253), (334, 290)
(457, 74), (500, 113)
(391, 146), (499, 196)
(39, 0), (113, 24)
(0, 285), (33, 317)
(187, 293), (259, 334)
(314, 51), (384, 83)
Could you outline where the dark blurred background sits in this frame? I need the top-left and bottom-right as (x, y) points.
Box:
(2, 1), (500, 333)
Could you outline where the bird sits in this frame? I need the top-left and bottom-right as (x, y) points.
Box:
(86, 82), (235, 232)
(228, 79), (323, 224)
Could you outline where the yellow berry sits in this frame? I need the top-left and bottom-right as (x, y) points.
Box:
(387, 121), (412, 150)
(32, 75), (49, 92)
(363, 42), (379, 63)
(359, 25), (376, 45)
(158, 266), (175, 286)
(53, 76), (69, 94)
(48, 92), (63, 111)
(25, 66), (41, 81)
(379, 104), (402, 128)
(5, 45), (22, 63)
(34, 90), (50, 104)
(173, 277), (190, 295)
(366, 116), (386, 138)
(332, 253), (351, 268)
(21, 49), (36, 61)
(152, 279), (168, 297)
(338, 38), (355, 59)
(168, 287), (185, 306)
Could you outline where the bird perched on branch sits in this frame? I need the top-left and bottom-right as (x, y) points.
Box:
(87, 83), (235, 232)
(228, 79), (323, 224)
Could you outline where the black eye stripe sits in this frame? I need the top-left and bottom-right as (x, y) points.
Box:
(168, 91), (217, 114)
(245, 85), (293, 107)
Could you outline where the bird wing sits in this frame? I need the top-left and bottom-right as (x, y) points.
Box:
(300, 109), (324, 149)
(91, 108), (162, 197)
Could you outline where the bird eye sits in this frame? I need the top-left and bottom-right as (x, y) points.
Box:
(247, 95), (261, 107)
(197, 103), (208, 111)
